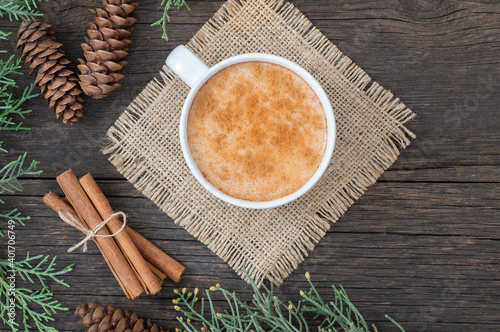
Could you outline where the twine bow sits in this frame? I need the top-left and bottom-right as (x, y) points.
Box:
(58, 209), (127, 253)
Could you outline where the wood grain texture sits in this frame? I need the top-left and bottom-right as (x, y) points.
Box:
(1, 0), (499, 331)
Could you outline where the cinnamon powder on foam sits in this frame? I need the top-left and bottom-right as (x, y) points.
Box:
(187, 61), (327, 202)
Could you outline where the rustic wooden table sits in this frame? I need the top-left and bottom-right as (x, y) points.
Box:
(1, 0), (499, 331)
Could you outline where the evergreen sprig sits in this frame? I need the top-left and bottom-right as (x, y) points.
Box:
(0, 152), (42, 196)
(172, 269), (405, 332)
(0, 208), (29, 237)
(0, 5), (72, 332)
(0, 30), (10, 49)
(0, 0), (45, 22)
(0, 152), (41, 237)
(0, 253), (74, 332)
(0, 141), (7, 153)
(1, 252), (74, 288)
(0, 54), (39, 130)
(152, 0), (190, 40)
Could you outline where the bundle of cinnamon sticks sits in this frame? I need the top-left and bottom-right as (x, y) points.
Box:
(44, 170), (185, 299)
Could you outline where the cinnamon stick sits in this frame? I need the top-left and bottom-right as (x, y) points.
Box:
(44, 192), (184, 283)
(44, 192), (166, 286)
(79, 173), (162, 295)
(56, 170), (144, 299)
(43, 192), (132, 297)
(126, 226), (185, 282)
(147, 261), (167, 281)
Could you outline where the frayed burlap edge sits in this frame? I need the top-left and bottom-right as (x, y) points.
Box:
(104, 0), (416, 285)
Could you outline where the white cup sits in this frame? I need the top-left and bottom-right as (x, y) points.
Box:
(166, 45), (336, 209)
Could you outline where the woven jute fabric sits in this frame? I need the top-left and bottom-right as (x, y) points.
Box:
(104, 0), (416, 285)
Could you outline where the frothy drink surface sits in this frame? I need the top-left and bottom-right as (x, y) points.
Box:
(187, 61), (327, 202)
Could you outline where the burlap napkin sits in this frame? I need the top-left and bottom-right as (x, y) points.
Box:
(104, 0), (416, 285)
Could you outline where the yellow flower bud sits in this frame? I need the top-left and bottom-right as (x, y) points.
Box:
(194, 288), (199, 294)
(305, 272), (311, 279)
(175, 328), (181, 332)
(195, 297), (199, 302)
(209, 286), (216, 291)
(188, 292), (193, 297)
(216, 313), (221, 318)
(172, 299), (179, 304)
(178, 317), (183, 322)
(300, 290), (305, 296)
(174, 289), (179, 294)
(201, 328), (206, 332)
(215, 283), (220, 288)
(174, 305), (181, 311)
(288, 304), (293, 310)
(182, 288), (187, 294)
(187, 318), (191, 323)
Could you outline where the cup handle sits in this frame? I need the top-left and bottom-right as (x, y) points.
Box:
(165, 45), (210, 88)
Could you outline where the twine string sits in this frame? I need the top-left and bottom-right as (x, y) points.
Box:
(58, 209), (127, 253)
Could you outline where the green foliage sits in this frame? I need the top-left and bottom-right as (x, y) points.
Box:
(0, 152), (42, 195)
(172, 269), (405, 332)
(152, 0), (190, 40)
(0, 0), (46, 22)
(0, 152), (41, 236)
(0, 207), (30, 237)
(0, 253), (74, 332)
(0, 30), (10, 50)
(0, 5), (73, 332)
(1, 252), (74, 289)
(0, 54), (39, 130)
(0, 34), (41, 234)
(0, 34), (40, 233)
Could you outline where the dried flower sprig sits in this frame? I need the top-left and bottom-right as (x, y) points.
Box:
(172, 267), (405, 332)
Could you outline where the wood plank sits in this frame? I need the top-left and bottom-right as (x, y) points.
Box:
(1, 0), (500, 331)
(1, 0), (500, 177)
(3, 182), (500, 330)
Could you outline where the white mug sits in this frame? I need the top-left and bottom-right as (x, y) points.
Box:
(166, 45), (336, 209)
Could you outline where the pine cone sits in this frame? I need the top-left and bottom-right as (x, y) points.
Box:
(78, 0), (139, 99)
(75, 302), (167, 332)
(16, 21), (84, 124)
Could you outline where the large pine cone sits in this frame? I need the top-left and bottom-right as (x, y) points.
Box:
(78, 0), (139, 99)
(17, 21), (84, 124)
(75, 302), (167, 332)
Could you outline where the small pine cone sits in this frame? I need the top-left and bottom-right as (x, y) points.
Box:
(17, 21), (84, 124)
(75, 302), (109, 327)
(78, 0), (139, 99)
(75, 302), (167, 332)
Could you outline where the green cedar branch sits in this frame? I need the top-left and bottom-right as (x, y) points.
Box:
(152, 0), (190, 40)
(0, 152), (41, 237)
(0, 208), (30, 237)
(0, 54), (39, 130)
(0, 252), (74, 288)
(0, 0), (46, 22)
(0, 254), (73, 332)
(0, 30), (10, 52)
(0, 152), (42, 196)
